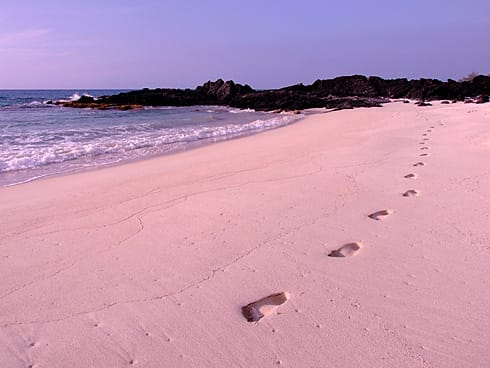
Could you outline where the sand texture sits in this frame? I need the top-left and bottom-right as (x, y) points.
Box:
(1, 101), (489, 367)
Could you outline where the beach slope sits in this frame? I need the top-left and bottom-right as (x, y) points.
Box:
(1, 102), (489, 367)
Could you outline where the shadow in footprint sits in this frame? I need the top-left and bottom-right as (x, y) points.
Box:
(413, 162), (425, 166)
(328, 242), (361, 257)
(420, 147), (429, 150)
(368, 210), (392, 220)
(242, 292), (289, 322)
(403, 190), (419, 197)
(404, 173), (417, 178)
(420, 153), (430, 157)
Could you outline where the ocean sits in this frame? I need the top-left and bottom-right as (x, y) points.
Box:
(0, 90), (302, 187)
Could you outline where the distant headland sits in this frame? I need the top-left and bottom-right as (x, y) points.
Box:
(55, 75), (490, 111)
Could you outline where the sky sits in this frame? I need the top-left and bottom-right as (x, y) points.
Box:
(1, 0), (489, 89)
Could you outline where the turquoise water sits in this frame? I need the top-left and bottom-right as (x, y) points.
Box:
(0, 90), (301, 186)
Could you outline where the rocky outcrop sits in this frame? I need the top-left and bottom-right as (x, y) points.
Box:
(475, 95), (489, 104)
(60, 75), (490, 111)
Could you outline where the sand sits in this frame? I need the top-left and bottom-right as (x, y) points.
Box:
(1, 101), (489, 367)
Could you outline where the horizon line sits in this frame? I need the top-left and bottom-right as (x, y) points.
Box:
(1, 73), (488, 91)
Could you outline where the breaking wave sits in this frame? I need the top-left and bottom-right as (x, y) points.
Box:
(0, 104), (302, 186)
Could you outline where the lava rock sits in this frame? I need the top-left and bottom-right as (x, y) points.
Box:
(59, 75), (490, 111)
(475, 95), (489, 104)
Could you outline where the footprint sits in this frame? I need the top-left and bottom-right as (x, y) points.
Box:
(403, 190), (419, 197)
(420, 153), (430, 157)
(242, 292), (289, 322)
(430, 126), (435, 129)
(328, 242), (361, 257)
(420, 147), (429, 150)
(423, 138), (429, 141)
(422, 133), (428, 136)
(413, 162), (425, 166)
(404, 173), (417, 178)
(368, 210), (392, 220)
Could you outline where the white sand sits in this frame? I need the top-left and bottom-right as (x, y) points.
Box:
(1, 101), (489, 367)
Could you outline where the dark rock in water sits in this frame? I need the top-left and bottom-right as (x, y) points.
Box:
(57, 101), (143, 110)
(416, 101), (432, 106)
(475, 95), (489, 104)
(403, 100), (410, 103)
(59, 74), (490, 111)
(441, 100), (450, 104)
(78, 95), (95, 103)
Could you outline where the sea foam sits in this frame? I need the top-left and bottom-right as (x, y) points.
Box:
(0, 98), (302, 186)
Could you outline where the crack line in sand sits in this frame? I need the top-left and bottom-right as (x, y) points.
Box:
(1, 230), (295, 327)
(1, 166), (323, 245)
(0, 156), (313, 242)
(0, 216), (146, 301)
(0, 167), (324, 302)
(0, 181), (353, 329)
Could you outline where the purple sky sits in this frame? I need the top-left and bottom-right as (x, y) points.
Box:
(1, 0), (489, 89)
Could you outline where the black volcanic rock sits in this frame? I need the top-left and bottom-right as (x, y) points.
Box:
(196, 79), (254, 101)
(78, 95), (95, 103)
(475, 95), (489, 104)
(312, 75), (378, 97)
(60, 75), (490, 111)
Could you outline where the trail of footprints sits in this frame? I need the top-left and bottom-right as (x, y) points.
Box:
(403, 125), (434, 198)
(20, 120), (442, 367)
(241, 118), (440, 359)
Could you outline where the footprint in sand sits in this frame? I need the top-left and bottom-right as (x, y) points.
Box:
(420, 147), (429, 150)
(328, 242), (361, 257)
(368, 210), (392, 220)
(404, 173), (417, 179)
(420, 153), (430, 157)
(430, 126), (435, 129)
(403, 190), (419, 197)
(242, 292), (289, 322)
(413, 162), (425, 167)
(423, 138), (429, 141)
(422, 133), (428, 136)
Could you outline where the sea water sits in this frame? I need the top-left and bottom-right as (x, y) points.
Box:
(0, 90), (302, 187)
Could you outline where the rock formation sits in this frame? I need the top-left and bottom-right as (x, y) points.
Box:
(59, 75), (490, 111)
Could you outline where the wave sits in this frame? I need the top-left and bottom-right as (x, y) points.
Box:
(55, 92), (96, 104)
(0, 113), (301, 174)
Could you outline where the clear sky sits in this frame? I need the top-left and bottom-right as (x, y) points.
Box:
(1, 0), (489, 89)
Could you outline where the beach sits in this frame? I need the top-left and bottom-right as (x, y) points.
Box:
(1, 101), (489, 367)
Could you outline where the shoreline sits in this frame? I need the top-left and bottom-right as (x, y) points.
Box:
(0, 108), (305, 188)
(1, 101), (489, 367)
